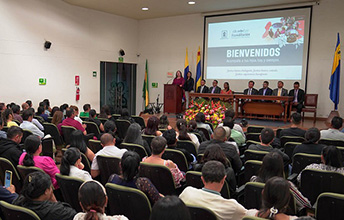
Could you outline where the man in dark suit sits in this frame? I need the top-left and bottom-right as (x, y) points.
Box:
(243, 80), (258, 95)
(258, 81), (273, 96)
(196, 79), (209, 93)
(288, 81), (305, 113)
(209, 80), (221, 94)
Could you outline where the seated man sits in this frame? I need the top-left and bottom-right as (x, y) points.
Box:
(195, 112), (213, 135)
(20, 110), (44, 138)
(60, 108), (87, 135)
(179, 161), (252, 219)
(248, 128), (289, 163)
(272, 81), (288, 98)
(80, 103), (91, 117)
(11, 105), (23, 124)
(208, 80), (221, 94)
(288, 81), (305, 113)
(89, 109), (105, 132)
(258, 81), (273, 96)
(196, 79), (209, 94)
(0, 126), (23, 166)
(280, 113), (306, 138)
(198, 127), (242, 173)
(293, 127), (325, 156)
(223, 117), (245, 147)
(91, 133), (127, 178)
(320, 116), (344, 141)
(218, 109), (245, 137)
(243, 80), (258, 95)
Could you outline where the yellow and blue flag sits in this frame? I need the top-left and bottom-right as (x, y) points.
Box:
(195, 46), (202, 91)
(184, 48), (189, 80)
(143, 59), (149, 108)
(329, 33), (341, 110)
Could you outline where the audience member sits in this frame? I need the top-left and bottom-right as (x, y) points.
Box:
(20, 110), (44, 138)
(42, 99), (52, 115)
(99, 105), (111, 119)
(60, 108), (87, 135)
(198, 127), (242, 173)
(183, 71), (194, 108)
(195, 112), (213, 135)
(2, 109), (18, 127)
(0, 183), (18, 206)
(19, 135), (60, 189)
(91, 133), (127, 178)
(196, 79), (209, 93)
(74, 180), (128, 220)
(123, 123), (151, 155)
(21, 102), (30, 112)
(244, 80), (258, 95)
(320, 116), (344, 140)
(51, 106), (60, 117)
(29, 108), (44, 131)
(69, 130), (95, 161)
(0, 126), (23, 166)
(219, 109), (245, 137)
(89, 109), (105, 132)
(220, 126), (239, 153)
(150, 195), (191, 220)
(158, 115), (171, 130)
(223, 117), (245, 147)
(108, 151), (162, 204)
(60, 103), (69, 117)
(51, 110), (63, 129)
(118, 108), (135, 124)
(13, 171), (76, 220)
(0, 117), (7, 138)
(289, 81), (305, 113)
(11, 104), (23, 123)
(292, 128), (324, 156)
(70, 105), (83, 125)
(187, 120), (206, 142)
(144, 116), (162, 136)
(180, 161), (252, 219)
(0, 103), (6, 113)
(258, 81), (273, 96)
(142, 136), (185, 188)
(280, 113), (306, 137)
(37, 105), (49, 121)
(80, 104), (91, 117)
(172, 70), (185, 87)
(176, 119), (200, 150)
(103, 120), (122, 145)
(60, 147), (92, 181)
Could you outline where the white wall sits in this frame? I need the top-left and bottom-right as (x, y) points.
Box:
(0, 0), (138, 112)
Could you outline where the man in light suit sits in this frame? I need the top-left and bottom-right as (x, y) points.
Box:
(196, 79), (209, 93)
(272, 81), (288, 103)
(288, 81), (305, 113)
(243, 80), (258, 95)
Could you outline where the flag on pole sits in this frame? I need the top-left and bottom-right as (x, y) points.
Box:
(329, 33), (341, 110)
(184, 48), (189, 80)
(195, 46), (202, 91)
(143, 59), (149, 108)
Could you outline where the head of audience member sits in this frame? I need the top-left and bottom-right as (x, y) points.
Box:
(36, 106), (45, 116)
(83, 104), (91, 113)
(78, 180), (108, 217)
(51, 110), (63, 126)
(7, 126), (23, 144)
(60, 147), (82, 176)
(22, 109), (33, 122)
(278, 81), (284, 89)
(187, 120), (197, 132)
(145, 116), (160, 135)
(290, 113), (302, 126)
(212, 80), (218, 87)
(224, 82), (230, 91)
(100, 133), (116, 147)
(11, 105), (20, 115)
(150, 195), (191, 220)
(70, 130), (87, 153)
(159, 115), (169, 127)
(120, 151), (141, 182)
(259, 128), (275, 146)
(2, 109), (14, 125)
(65, 108), (75, 119)
(51, 106), (59, 117)
(331, 116), (343, 130)
(224, 109), (235, 119)
(89, 109), (97, 119)
(60, 103), (69, 113)
(186, 71), (192, 79)
(321, 145), (343, 168)
(104, 120), (117, 136)
(304, 127), (320, 144)
(195, 112), (206, 123)
(70, 105), (79, 116)
(201, 161), (226, 192)
(39, 101), (47, 111)
(123, 123), (144, 146)
(201, 79), (206, 86)
(263, 81), (269, 89)
(26, 100), (32, 108)
(294, 81), (300, 90)
(23, 135), (42, 166)
(100, 105), (111, 118)
(257, 152), (284, 183)
(248, 80), (255, 88)
(175, 70), (182, 79)
(163, 129), (177, 147)
(176, 119), (190, 141)
(221, 126), (231, 140)
(151, 136), (167, 156)
(257, 177), (290, 219)
(223, 117), (234, 129)
(203, 144), (229, 168)
(212, 127), (227, 142)
(120, 108), (131, 119)
(0, 103), (6, 113)
(21, 102), (29, 111)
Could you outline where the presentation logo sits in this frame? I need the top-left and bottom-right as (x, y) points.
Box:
(221, 30), (229, 39)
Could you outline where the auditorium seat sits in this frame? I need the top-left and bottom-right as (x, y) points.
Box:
(244, 160), (262, 184)
(276, 128), (283, 138)
(197, 127), (210, 140)
(176, 140), (197, 156)
(246, 133), (260, 142)
(316, 192), (344, 220)
(62, 149), (91, 173)
(162, 149), (188, 172)
(301, 94), (318, 124)
(0, 201), (41, 220)
(61, 125), (77, 145)
(187, 204), (217, 220)
(244, 149), (268, 161)
(247, 126), (265, 134)
(83, 121), (101, 139)
(88, 139), (103, 154)
(132, 115), (146, 129)
(41, 137), (55, 159)
(142, 134), (155, 147)
(98, 117), (108, 125)
(16, 165), (45, 182)
(21, 129), (33, 144)
(318, 139), (344, 147)
(280, 136), (306, 148)
(283, 142), (302, 160)
(291, 153), (321, 174)
(43, 123), (64, 148)
(119, 143), (148, 159)
(115, 119), (131, 139)
(0, 157), (22, 193)
(96, 155), (121, 185)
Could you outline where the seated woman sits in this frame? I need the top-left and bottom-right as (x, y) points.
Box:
(142, 136), (185, 188)
(89, 109), (105, 132)
(13, 171), (77, 220)
(118, 108), (135, 124)
(158, 115), (172, 130)
(2, 109), (18, 127)
(297, 145), (344, 182)
(51, 110), (63, 130)
(251, 152), (311, 211)
(292, 128), (325, 157)
(98, 105), (112, 119)
(104, 120), (122, 145)
(74, 180), (128, 220)
(150, 195), (191, 220)
(187, 120), (206, 143)
(19, 135), (60, 189)
(60, 147), (92, 181)
(143, 116), (162, 136)
(176, 119), (200, 150)
(220, 82), (233, 102)
(123, 123), (151, 155)
(108, 151), (162, 204)
(68, 130), (95, 162)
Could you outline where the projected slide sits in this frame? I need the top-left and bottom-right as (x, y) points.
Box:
(206, 15), (306, 80)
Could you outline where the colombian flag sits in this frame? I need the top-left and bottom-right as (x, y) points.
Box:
(184, 48), (189, 80)
(329, 33), (341, 110)
(195, 46), (202, 91)
(143, 59), (149, 108)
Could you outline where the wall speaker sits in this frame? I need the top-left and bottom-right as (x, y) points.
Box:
(44, 41), (52, 49)
(119, 49), (125, 56)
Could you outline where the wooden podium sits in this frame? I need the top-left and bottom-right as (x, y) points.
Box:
(164, 84), (182, 114)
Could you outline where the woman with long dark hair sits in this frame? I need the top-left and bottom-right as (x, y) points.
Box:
(2, 109), (18, 127)
(176, 119), (199, 150)
(144, 116), (162, 136)
(150, 196), (191, 220)
(123, 123), (151, 155)
(60, 147), (92, 181)
(172, 70), (185, 87)
(183, 71), (194, 109)
(69, 130), (95, 161)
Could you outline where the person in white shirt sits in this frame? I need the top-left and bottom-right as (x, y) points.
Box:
(320, 116), (344, 141)
(91, 133), (127, 178)
(60, 147), (92, 181)
(70, 105), (83, 125)
(179, 161), (255, 220)
(176, 119), (200, 150)
(20, 110), (44, 138)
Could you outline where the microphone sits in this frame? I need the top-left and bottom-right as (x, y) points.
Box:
(166, 78), (173, 84)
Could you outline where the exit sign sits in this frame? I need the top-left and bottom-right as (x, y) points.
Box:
(39, 78), (46, 85)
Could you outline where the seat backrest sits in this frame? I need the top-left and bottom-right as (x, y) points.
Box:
(115, 119), (131, 139)
(337, 147), (344, 162)
(304, 94), (318, 107)
(283, 142), (302, 160)
(280, 136), (306, 148)
(16, 165), (45, 182)
(55, 174), (84, 212)
(41, 138), (55, 159)
(246, 133), (261, 142)
(33, 116), (44, 124)
(187, 205), (217, 220)
(319, 139), (344, 147)
(139, 162), (176, 195)
(176, 140), (197, 156)
(142, 134), (155, 148)
(300, 169), (344, 205)
(316, 192), (344, 220)
(88, 139), (103, 154)
(0, 201), (41, 220)
(96, 155), (121, 185)
(120, 143), (148, 160)
(132, 116), (146, 129)
(61, 126), (77, 145)
(21, 129), (33, 144)
(244, 150), (268, 161)
(112, 114), (120, 120)
(276, 128), (283, 139)
(197, 127), (210, 140)
(0, 157), (22, 193)
(162, 149), (188, 172)
(83, 121), (101, 139)
(98, 118), (108, 125)
(247, 126), (265, 134)
(244, 160), (262, 183)
(192, 132), (203, 143)
(81, 152), (91, 173)
(291, 153), (321, 174)
(43, 123), (64, 146)
(105, 183), (151, 220)
(245, 140), (260, 148)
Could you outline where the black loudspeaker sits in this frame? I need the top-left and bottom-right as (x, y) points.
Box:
(119, 49), (125, 56)
(44, 41), (52, 49)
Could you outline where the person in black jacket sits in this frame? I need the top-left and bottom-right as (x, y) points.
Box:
(288, 81), (305, 113)
(196, 79), (209, 94)
(243, 80), (259, 95)
(183, 71), (194, 109)
(0, 126), (23, 166)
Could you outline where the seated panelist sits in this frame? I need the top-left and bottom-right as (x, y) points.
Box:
(196, 79), (209, 93)
(243, 80), (258, 95)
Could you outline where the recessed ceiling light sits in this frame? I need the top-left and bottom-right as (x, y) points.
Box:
(142, 7), (149, 11)
(188, 1), (196, 5)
